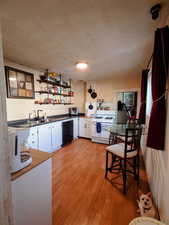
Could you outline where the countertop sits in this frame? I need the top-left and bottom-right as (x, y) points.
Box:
(8, 114), (85, 129)
(11, 149), (52, 181)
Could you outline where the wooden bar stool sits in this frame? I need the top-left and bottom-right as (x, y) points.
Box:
(105, 127), (142, 194)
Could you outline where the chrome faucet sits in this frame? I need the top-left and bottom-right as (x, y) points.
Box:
(37, 109), (43, 121)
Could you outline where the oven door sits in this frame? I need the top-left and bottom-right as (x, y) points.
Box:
(91, 122), (102, 138)
(92, 122), (112, 138)
(101, 123), (112, 139)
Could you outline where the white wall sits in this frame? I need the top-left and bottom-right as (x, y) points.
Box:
(86, 75), (141, 114)
(5, 60), (85, 121)
(141, 78), (169, 224)
(141, 17), (169, 223)
(0, 24), (13, 225)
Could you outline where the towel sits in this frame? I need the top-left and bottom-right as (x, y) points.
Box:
(96, 122), (102, 133)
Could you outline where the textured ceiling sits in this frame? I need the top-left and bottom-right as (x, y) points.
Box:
(1, 0), (169, 80)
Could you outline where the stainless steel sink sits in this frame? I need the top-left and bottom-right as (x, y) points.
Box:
(9, 116), (72, 128)
(9, 120), (45, 128)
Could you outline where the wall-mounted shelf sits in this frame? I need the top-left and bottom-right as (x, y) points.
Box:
(34, 102), (73, 105)
(36, 79), (71, 89)
(35, 91), (72, 97)
(35, 73), (73, 106)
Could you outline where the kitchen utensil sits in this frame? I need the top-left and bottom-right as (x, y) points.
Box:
(88, 85), (93, 94)
(91, 90), (97, 99)
(88, 103), (93, 110)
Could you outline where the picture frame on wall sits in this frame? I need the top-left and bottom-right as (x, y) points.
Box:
(5, 66), (35, 99)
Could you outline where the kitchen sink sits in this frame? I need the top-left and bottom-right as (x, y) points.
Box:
(9, 116), (71, 128)
(9, 120), (46, 128)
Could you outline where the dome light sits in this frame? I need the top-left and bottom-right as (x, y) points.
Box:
(76, 62), (88, 70)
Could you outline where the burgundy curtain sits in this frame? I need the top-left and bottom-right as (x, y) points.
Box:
(147, 26), (169, 150)
(139, 69), (149, 124)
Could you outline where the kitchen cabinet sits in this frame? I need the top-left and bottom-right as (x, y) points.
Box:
(79, 118), (91, 138)
(26, 117), (79, 152)
(38, 124), (52, 152)
(51, 121), (62, 151)
(73, 117), (78, 139)
(27, 126), (38, 149)
(12, 159), (52, 225)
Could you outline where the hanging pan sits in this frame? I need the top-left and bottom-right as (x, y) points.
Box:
(88, 85), (93, 94)
(88, 102), (93, 110)
(91, 90), (97, 99)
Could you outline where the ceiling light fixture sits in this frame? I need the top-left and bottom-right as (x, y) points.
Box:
(76, 62), (88, 70)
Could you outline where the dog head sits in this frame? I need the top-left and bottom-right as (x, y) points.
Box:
(138, 191), (153, 209)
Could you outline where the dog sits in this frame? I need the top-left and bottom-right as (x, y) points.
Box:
(137, 191), (158, 218)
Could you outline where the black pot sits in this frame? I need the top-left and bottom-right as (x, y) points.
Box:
(88, 85), (93, 94)
(91, 90), (97, 99)
(88, 103), (93, 110)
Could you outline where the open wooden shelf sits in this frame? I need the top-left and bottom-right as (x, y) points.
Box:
(35, 91), (72, 97)
(34, 102), (73, 105)
(37, 79), (71, 89)
(35, 77), (73, 106)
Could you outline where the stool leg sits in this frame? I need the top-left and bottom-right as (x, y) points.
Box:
(133, 157), (137, 180)
(122, 159), (127, 194)
(105, 151), (109, 178)
(119, 159), (122, 172)
(137, 156), (140, 186)
(110, 154), (116, 168)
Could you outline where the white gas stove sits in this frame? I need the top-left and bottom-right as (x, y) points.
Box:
(91, 111), (116, 144)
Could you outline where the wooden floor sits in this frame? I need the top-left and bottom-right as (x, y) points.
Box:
(52, 139), (149, 225)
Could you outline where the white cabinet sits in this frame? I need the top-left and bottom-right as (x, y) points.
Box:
(38, 124), (52, 152)
(26, 117), (79, 152)
(12, 159), (52, 225)
(79, 118), (91, 138)
(86, 119), (91, 138)
(51, 121), (62, 151)
(27, 127), (38, 149)
(38, 122), (63, 153)
(73, 117), (79, 139)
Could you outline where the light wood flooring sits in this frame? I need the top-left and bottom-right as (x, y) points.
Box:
(52, 138), (149, 225)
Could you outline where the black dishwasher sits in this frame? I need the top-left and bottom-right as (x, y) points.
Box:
(62, 120), (74, 146)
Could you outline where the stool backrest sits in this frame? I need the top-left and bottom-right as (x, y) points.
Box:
(127, 118), (141, 125)
(124, 127), (142, 157)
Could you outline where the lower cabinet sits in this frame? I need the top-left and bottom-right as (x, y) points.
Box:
(27, 118), (78, 153)
(51, 121), (62, 151)
(73, 117), (79, 139)
(27, 127), (38, 149)
(79, 118), (91, 138)
(12, 159), (52, 225)
(38, 124), (52, 152)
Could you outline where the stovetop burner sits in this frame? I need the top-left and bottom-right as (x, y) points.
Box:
(105, 117), (113, 119)
(95, 116), (103, 119)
